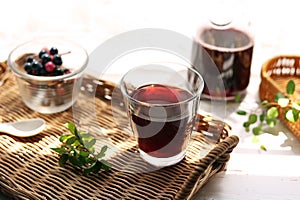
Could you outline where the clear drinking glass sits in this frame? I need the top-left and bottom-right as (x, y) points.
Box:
(120, 63), (204, 167)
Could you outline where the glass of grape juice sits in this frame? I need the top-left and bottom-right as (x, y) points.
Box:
(120, 63), (204, 167)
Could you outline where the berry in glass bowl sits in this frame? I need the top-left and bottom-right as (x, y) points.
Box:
(7, 38), (88, 114)
(22, 46), (70, 76)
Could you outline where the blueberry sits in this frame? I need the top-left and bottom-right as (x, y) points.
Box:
(39, 49), (48, 58)
(53, 68), (63, 76)
(39, 68), (48, 76)
(53, 54), (63, 66)
(26, 56), (34, 63)
(24, 62), (32, 72)
(41, 53), (51, 64)
(50, 47), (58, 55)
(31, 60), (43, 70)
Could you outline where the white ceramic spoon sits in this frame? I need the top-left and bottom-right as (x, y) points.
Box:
(0, 118), (46, 137)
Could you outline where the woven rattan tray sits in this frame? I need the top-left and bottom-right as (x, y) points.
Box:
(259, 55), (300, 141)
(0, 69), (239, 200)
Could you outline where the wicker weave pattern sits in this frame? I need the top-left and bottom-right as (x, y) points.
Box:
(0, 71), (239, 200)
(259, 55), (300, 141)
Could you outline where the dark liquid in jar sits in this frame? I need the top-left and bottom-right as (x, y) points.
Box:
(193, 28), (254, 99)
(129, 84), (194, 158)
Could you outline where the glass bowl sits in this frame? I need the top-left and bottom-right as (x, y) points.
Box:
(7, 38), (88, 114)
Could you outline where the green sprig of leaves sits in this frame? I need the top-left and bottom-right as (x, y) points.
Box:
(51, 122), (111, 174)
(237, 80), (300, 151)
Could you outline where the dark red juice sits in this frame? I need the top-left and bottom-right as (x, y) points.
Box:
(193, 28), (254, 98)
(129, 84), (194, 158)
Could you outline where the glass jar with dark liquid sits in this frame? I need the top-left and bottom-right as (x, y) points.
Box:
(192, 16), (254, 100)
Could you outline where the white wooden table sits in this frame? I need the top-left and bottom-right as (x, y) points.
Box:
(1, 0), (300, 199)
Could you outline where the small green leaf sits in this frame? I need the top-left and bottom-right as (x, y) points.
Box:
(275, 93), (286, 102)
(285, 109), (299, 122)
(58, 154), (68, 166)
(78, 132), (93, 139)
(252, 126), (262, 135)
(68, 155), (78, 166)
(260, 145), (267, 151)
(66, 136), (77, 145)
(84, 157), (94, 164)
(274, 92), (286, 102)
(235, 93), (241, 102)
(88, 146), (95, 154)
(243, 121), (251, 128)
(96, 145), (108, 159)
(51, 147), (67, 155)
(80, 150), (90, 157)
(93, 161), (104, 174)
(68, 122), (77, 135)
(72, 140), (81, 146)
(68, 155), (84, 167)
(59, 134), (73, 142)
(100, 160), (111, 171)
(261, 100), (269, 106)
(84, 138), (96, 149)
(286, 80), (295, 95)
(78, 155), (89, 166)
(277, 98), (289, 108)
(292, 102), (300, 111)
(259, 113), (265, 122)
(266, 118), (276, 127)
(249, 114), (257, 124)
(267, 107), (279, 119)
(237, 110), (247, 115)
